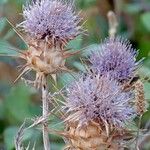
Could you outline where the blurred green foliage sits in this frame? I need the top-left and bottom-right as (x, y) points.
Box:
(0, 0), (150, 150)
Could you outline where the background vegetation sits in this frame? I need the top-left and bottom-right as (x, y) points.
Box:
(0, 0), (150, 149)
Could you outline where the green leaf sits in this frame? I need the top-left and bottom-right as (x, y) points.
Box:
(4, 126), (34, 150)
(3, 29), (15, 40)
(72, 61), (86, 72)
(58, 72), (77, 86)
(138, 38), (150, 59)
(144, 83), (150, 101)
(124, 3), (141, 14)
(76, 0), (96, 9)
(0, 0), (7, 5)
(67, 35), (82, 50)
(4, 126), (18, 150)
(0, 18), (6, 32)
(0, 40), (18, 55)
(141, 12), (150, 32)
(4, 83), (32, 123)
(51, 142), (64, 150)
(0, 100), (4, 119)
(81, 44), (99, 57)
(139, 65), (150, 77)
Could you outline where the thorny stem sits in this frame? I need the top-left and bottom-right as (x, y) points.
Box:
(42, 74), (50, 150)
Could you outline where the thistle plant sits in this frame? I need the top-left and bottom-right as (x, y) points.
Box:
(1, 1), (148, 149)
(5, 0), (82, 150)
(17, 0), (82, 84)
(57, 11), (147, 150)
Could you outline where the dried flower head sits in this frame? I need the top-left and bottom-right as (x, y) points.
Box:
(20, 0), (81, 46)
(65, 74), (135, 127)
(134, 80), (146, 115)
(89, 37), (142, 83)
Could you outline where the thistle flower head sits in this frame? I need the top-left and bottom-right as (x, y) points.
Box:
(20, 0), (81, 45)
(89, 37), (142, 83)
(65, 74), (135, 127)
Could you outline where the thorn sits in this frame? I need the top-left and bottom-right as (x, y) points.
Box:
(51, 74), (57, 83)
(63, 50), (81, 59)
(26, 142), (30, 150)
(6, 18), (29, 47)
(18, 64), (28, 72)
(47, 127), (68, 137)
(14, 67), (31, 84)
(60, 67), (74, 74)
(104, 120), (110, 137)
(15, 120), (26, 150)
(0, 45), (25, 54)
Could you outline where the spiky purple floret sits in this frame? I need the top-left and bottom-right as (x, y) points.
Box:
(89, 37), (142, 82)
(65, 74), (135, 127)
(20, 0), (81, 42)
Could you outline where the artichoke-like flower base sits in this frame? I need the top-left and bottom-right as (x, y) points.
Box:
(64, 121), (131, 150)
(17, 39), (77, 88)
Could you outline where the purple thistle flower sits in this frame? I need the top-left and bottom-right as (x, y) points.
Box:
(20, 0), (81, 44)
(89, 37), (142, 83)
(65, 74), (135, 127)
